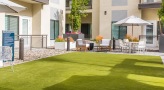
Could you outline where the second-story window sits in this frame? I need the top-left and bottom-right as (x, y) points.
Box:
(146, 0), (154, 3)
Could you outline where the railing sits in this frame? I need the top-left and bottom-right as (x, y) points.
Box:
(15, 35), (47, 50)
(66, 0), (92, 10)
(139, 35), (159, 47)
(139, 0), (161, 4)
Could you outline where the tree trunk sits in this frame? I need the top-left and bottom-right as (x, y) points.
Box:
(159, 18), (164, 35)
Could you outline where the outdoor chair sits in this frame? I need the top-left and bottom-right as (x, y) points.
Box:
(118, 39), (129, 52)
(99, 39), (111, 51)
(76, 39), (89, 51)
(123, 39), (129, 46)
(135, 41), (146, 53)
(0, 46), (14, 72)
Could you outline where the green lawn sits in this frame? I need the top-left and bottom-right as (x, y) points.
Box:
(0, 52), (164, 90)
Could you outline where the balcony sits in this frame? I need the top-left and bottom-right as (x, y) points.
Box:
(66, 0), (92, 10)
(138, 0), (162, 9)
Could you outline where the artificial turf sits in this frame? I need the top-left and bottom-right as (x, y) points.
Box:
(0, 52), (164, 90)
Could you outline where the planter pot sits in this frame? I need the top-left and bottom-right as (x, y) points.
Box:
(54, 42), (76, 50)
(159, 35), (164, 52)
(54, 42), (67, 50)
(63, 34), (84, 41)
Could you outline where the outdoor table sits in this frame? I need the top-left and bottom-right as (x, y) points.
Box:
(129, 42), (139, 53)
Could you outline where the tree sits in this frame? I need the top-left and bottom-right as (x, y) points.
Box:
(158, 0), (164, 35)
(69, 0), (89, 32)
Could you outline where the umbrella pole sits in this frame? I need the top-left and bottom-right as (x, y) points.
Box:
(132, 24), (133, 36)
(132, 24), (133, 42)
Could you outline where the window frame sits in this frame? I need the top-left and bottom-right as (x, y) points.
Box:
(50, 20), (59, 40)
(5, 15), (19, 41)
(111, 21), (127, 39)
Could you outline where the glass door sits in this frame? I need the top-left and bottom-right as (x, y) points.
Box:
(111, 22), (127, 39)
(20, 17), (32, 47)
(144, 21), (157, 47)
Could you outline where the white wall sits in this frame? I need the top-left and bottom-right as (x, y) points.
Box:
(0, 13), (5, 46)
(49, 0), (66, 46)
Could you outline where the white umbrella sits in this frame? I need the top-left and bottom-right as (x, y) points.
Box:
(0, 0), (26, 13)
(114, 15), (151, 36)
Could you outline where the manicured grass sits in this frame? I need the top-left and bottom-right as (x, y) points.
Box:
(0, 52), (164, 90)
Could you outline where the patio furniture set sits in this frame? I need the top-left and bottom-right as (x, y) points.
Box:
(75, 39), (146, 53)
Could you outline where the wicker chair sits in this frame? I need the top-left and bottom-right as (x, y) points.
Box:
(99, 39), (112, 51)
(76, 39), (89, 51)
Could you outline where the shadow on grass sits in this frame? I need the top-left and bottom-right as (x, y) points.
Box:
(43, 59), (164, 90)
(37, 57), (118, 68)
(0, 87), (12, 90)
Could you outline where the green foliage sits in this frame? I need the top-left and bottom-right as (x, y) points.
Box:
(158, 0), (164, 34)
(0, 52), (163, 90)
(55, 36), (65, 42)
(69, 0), (89, 32)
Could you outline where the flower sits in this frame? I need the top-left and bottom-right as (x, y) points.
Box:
(95, 35), (103, 43)
(55, 36), (65, 42)
(65, 37), (74, 42)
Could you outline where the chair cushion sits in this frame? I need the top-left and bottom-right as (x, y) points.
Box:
(101, 39), (110, 45)
(100, 44), (109, 46)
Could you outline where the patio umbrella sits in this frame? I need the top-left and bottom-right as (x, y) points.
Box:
(0, 0), (26, 13)
(114, 15), (151, 36)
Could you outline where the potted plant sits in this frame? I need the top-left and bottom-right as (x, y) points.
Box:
(54, 36), (66, 49)
(63, 0), (89, 41)
(55, 36), (76, 50)
(94, 35), (103, 46)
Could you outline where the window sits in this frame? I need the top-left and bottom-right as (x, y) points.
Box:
(146, 24), (153, 44)
(50, 20), (59, 40)
(112, 0), (127, 6)
(146, 0), (154, 3)
(111, 22), (127, 39)
(5, 15), (19, 40)
(50, 0), (59, 4)
(65, 24), (70, 33)
(81, 24), (91, 39)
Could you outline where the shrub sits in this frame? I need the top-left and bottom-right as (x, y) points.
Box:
(95, 35), (103, 43)
(125, 34), (133, 41)
(65, 37), (74, 42)
(133, 37), (139, 42)
(124, 34), (139, 42)
(55, 36), (65, 42)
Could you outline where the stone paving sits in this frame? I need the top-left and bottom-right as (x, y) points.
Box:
(3, 48), (164, 67)
(3, 48), (73, 67)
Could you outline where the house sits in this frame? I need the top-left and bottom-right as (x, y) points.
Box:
(66, 0), (162, 47)
(0, 0), (65, 48)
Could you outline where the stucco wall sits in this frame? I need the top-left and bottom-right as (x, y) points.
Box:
(91, 0), (142, 39)
(99, 0), (111, 39)
(92, 0), (100, 39)
(142, 9), (159, 20)
(32, 4), (42, 35)
(0, 13), (5, 46)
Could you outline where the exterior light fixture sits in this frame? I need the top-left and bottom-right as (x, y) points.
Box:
(104, 11), (107, 15)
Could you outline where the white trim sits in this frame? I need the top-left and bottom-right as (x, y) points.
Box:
(144, 0), (156, 2)
(19, 16), (32, 47)
(143, 20), (157, 47)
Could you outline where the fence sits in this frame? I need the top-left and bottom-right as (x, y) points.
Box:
(15, 35), (47, 50)
(139, 35), (159, 47)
